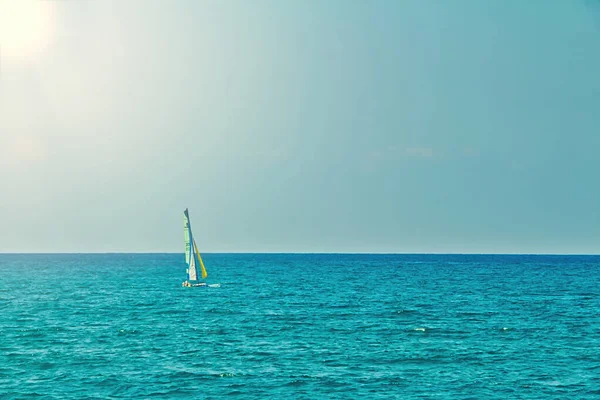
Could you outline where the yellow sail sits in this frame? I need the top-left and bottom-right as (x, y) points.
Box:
(193, 239), (208, 279)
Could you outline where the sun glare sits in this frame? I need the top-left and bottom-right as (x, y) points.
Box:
(0, 0), (56, 64)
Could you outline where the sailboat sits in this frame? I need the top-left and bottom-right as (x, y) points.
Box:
(182, 208), (209, 288)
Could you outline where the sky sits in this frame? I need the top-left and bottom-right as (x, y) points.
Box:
(1, 0), (599, 254)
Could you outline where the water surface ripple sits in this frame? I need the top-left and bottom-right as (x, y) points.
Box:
(1, 254), (599, 399)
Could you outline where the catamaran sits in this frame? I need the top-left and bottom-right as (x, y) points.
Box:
(182, 208), (209, 288)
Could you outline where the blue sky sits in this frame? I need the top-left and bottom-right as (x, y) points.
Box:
(1, 0), (599, 253)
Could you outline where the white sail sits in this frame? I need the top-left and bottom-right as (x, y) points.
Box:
(184, 208), (199, 281)
(188, 243), (198, 281)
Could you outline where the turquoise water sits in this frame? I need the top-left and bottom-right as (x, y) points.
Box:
(1, 253), (599, 399)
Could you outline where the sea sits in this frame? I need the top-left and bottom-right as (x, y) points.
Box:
(1, 253), (599, 399)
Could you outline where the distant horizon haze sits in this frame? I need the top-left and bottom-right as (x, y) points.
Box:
(1, 1), (599, 254)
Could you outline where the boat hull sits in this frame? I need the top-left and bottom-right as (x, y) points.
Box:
(182, 281), (207, 288)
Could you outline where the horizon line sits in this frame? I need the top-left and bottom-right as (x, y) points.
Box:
(1, 251), (599, 256)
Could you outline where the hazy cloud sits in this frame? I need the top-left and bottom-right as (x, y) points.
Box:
(405, 147), (434, 158)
